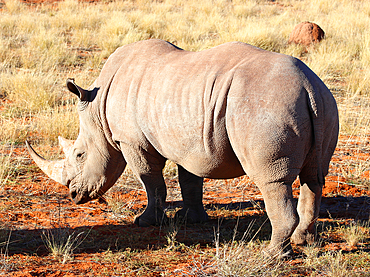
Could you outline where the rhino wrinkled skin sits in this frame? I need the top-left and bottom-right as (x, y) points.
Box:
(27, 39), (339, 257)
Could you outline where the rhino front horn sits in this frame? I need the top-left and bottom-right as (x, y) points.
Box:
(26, 141), (65, 185)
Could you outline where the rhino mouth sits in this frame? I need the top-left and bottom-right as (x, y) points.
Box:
(70, 189), (89, 204)
(68, 175), (105, 204)
(69, 185), (90, 204)
(68, 174), (91, 204)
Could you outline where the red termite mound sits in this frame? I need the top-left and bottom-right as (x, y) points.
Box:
(288, 21), (325, 46)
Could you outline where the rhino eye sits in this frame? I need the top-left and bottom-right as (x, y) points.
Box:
(76, 152), (85, 162)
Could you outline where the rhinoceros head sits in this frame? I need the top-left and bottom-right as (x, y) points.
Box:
(27, 79), (126, 204)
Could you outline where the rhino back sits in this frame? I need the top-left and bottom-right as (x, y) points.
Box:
(104, 40), (323, 179)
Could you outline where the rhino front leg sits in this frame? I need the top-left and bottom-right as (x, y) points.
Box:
(134, 173), (168, 227)
(119, 143), (167, 227)
(175, 165), (208, 223)
(259, 181), (299, 257)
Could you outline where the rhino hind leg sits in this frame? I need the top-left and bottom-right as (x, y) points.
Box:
(119, 143), (168, 227)
(291, 164), (322, 246)
(175, 165), (208, 223)
(258, 180), (299, 258)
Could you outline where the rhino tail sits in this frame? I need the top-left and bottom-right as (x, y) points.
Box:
(306, 83), (325, 186)
(305, 84), (325, 186)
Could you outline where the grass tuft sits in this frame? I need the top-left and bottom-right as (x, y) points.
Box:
(318, 251), (352, 277)
(4, 0), (24, 15)
(341, 221), (369, 248)
(0, 145), (15, 189)
(213, 239), (284, 276)
(0, 231), (12, 274)
(42, 228), (86, 264)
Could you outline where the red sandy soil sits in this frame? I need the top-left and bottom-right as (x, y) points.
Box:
(0, 135), (369, 276)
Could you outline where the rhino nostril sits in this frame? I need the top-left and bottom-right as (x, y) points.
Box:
(70, 190), (78, 200)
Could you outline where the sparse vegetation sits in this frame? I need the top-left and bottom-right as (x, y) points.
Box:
(41, 202), (90, 264)
(0, 231), (12, 274)
(1, 0), (370, 275)
(42, 229), (85, 264)
(211, 224), (285, 277)
(341, 220), (369, 248)
(0, 145), (14, 189)
(337, 136), (370, 188)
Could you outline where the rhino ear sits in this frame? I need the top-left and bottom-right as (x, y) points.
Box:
(58, 136), (75, 156)
(66, 78), (90, 102)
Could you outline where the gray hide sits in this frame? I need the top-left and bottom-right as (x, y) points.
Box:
(27, 39), (339, 257)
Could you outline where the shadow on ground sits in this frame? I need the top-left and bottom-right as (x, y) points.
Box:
(2, 196), (369, 257)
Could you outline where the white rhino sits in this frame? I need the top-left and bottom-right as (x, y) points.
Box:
(27, 39), (339, 256)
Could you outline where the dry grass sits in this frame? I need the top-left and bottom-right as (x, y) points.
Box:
(42, 229), (85, 264)
(341, 221), (369, 248)
(212, 237), (284, 276)
(0, 0), (369, 146)
(0, 145), (14, 189)
(0, 229), (12, 274)
(41, 202), (91, 264)
(334, 135), (370, 188)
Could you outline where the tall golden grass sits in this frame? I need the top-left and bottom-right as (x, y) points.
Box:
(0, 0), (369, 146)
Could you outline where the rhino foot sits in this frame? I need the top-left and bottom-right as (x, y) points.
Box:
(291, 228), (315, 246)
(263, 243), (294, 260)
(134, 208), (168, 227)
(175, 207), (208, 224)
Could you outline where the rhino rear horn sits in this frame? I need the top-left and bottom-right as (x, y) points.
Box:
(26, 141), (65, 185)
(66, 78), (90, 102)
(58, 136), (75, 156)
